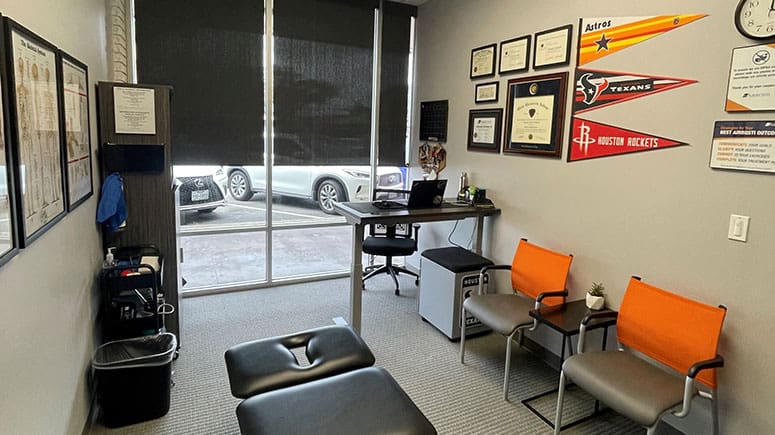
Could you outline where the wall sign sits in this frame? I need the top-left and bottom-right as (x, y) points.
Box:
(725, 44), (775, 112)
(578, 15), (706, 66)
(59, 52), (93, 210)
(710, 121), (775, 173)
(113, 86), (156, 134)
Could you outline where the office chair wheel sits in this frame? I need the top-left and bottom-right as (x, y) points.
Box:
(395, 289), (400, 296)
(415, 278), (419, 286)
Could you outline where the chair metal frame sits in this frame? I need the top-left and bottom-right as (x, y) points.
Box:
(553, 276), (726, 435)
(459, 238), (572, 401)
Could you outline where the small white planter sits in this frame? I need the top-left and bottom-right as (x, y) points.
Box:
(586, 293), (605, 310)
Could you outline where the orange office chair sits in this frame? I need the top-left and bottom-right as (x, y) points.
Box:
(460, 238), (573, 401)
(554, 277), (727, 435)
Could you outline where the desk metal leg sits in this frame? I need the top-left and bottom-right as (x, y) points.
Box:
(349, 223), (364, 334)
(473, 215), (485, 254)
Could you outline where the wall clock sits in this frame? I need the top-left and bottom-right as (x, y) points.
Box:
(735, 0), (775, 40)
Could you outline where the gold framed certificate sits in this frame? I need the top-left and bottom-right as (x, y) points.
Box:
(503, 72), (568, 158)
(470, 43), (496, 79)
(533, 24), (572, 70)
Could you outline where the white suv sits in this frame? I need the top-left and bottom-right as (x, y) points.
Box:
(224, 165), (404, 214)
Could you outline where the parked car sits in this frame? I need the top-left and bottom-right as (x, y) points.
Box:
(223, 165), (404, 214)
(173, 166), (227, 213)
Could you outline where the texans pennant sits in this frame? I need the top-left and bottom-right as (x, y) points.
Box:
(569, 117), (687, 162)
(574, 68), (697, 113)
(578, 15), (706, 66)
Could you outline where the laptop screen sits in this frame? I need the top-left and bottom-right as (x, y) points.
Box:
(407, 179), (447, 208)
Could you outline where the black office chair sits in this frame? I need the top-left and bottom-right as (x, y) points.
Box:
(363, 189), (419, 295)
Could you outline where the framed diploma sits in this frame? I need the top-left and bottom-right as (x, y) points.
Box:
(533, 24), (572, 70)
(474, 81), (499, 104)
(725, 44), (775, 112)
(470, 43), (496, 79)
(4, 18), (67, 247)
(58, 51), (93, 211)
(468, 109), (503, 153)
(499, 35), (530, 74)
(503, 72), (568, 157)
(0, 15), (21, 267)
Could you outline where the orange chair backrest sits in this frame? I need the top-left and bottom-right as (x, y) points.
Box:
(511, 239), (572, 307)
(617, 277), (726, 388)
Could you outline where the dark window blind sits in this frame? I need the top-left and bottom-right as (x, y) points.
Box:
(379, 2), (415, 166)
(273, 0), (376, 166)
(135, 0), (264, 165)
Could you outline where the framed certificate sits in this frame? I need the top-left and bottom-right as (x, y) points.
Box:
(4, 18), (67, 246)
(470, 43), (496, 79)
(499, 35), (530, 74)
(58, 51), (93, 211)
(468, 109), (503, 153)
(503, 72), (568, 157)
(533, 24), (572, 70)
(474, 81), (499, 103)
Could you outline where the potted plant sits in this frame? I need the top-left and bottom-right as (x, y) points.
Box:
(586, 282), (606, 310)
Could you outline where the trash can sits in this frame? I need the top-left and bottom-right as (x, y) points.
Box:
(92, 333), (177, 427)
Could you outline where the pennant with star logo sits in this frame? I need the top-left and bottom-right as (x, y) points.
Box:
(568, 117), (687, 162)
(578, 15), (706, 66)
(573, 68), (697, 114)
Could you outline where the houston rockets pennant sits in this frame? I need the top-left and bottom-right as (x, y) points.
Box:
(573, 68), (697, 113)
(578, 15), (706, 66)
(569, 117), (686, 162)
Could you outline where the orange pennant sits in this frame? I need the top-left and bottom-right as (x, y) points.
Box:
(579, 15), (707, 66)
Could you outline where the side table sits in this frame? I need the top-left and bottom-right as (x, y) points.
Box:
(521, 299), (617, 430)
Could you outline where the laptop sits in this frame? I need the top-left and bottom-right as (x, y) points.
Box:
(372, 179), (447, 210)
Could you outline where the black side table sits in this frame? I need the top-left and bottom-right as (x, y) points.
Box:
(521, 299), (617, 430)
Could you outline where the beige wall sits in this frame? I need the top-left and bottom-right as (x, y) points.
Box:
(411, 0), (775, 433)
(0, 0), (106, 434)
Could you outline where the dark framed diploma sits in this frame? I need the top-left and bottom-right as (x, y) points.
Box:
(474, 81), (499, 103)
(533, 24), (572, 70)
(4, 18), (67, 247)
(467, 108), (502, 153)
(503, 72), (568, 158)
(470, 43), (496, 79)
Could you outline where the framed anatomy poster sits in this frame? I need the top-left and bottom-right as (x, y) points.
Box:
(4, 18), (66, 246)
(0, 15), (20, 267)
(58, 51), (92, 210)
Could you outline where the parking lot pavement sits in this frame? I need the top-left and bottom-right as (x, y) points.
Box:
(178, 195), (352, 289)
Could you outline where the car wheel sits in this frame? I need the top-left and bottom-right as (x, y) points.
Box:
(228, 170), (253, 201)
(316, 179), (345, 214)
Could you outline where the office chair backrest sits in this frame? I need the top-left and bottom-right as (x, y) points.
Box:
(510, 239), (572, 307)
(617, 277), (727, 388)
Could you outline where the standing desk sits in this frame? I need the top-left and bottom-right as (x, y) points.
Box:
(333, 201), (500, 334)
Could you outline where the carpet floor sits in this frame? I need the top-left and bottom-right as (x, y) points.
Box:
(88, 275), (682, 435)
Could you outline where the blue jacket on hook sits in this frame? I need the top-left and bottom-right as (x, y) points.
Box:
(96, 173), (127, 232)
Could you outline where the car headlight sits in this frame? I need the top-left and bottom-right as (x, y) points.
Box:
(342, 169), (369, 178)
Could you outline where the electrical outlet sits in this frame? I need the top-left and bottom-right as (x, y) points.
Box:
(728, 214), (750, 242)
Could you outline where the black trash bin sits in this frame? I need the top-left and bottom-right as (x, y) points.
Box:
(92, 333), (177, 427)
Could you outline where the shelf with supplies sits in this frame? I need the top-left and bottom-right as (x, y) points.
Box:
(100, 245), (164, 341)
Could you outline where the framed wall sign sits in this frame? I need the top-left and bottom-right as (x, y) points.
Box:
(533, 24), (572, 70)
(503, 72), (568, 157)
(4, 18), (67, 246)
(58, 51), (93, 210)
(474, 81), (499, 103)
(725, 44), (775, 112)
(467, 108), (503, 153)
(0, 15), (20, 267)
(499, 35), (530, 74)
(470, 43), (496, 79)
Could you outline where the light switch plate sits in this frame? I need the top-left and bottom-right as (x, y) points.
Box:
(728, 214), (750, 242)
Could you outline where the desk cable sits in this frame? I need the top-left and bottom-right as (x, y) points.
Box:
(447, 218), (477, 250)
